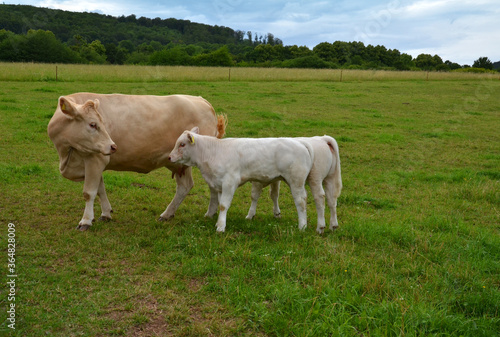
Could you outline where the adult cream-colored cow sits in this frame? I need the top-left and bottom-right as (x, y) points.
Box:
(47, 93), (226, 231)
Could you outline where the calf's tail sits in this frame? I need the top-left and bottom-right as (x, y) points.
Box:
(324, 136), (342, 197)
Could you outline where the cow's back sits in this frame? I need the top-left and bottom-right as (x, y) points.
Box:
(67, 93), (219, 173)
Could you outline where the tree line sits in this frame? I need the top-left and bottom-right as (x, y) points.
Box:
(0, 4), (497, 72)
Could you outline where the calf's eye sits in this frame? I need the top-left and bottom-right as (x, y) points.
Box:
(89, 122), (97, 129)
(179, 143), (185, 147)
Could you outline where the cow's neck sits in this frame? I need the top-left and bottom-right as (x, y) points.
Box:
(59, 146), (74, 173)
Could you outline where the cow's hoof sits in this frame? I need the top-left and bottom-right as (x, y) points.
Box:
(76, 224), (91, 231)
(158, 215), (173, 222)
(274, 212), (281, 219)
(98, 216), (111, 222)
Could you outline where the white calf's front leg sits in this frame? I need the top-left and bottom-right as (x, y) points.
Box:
(246, 182), (264, 220)
(160, 167), (194, 220)
(215, 181), (237, 232)
(97, 176), (113, 221)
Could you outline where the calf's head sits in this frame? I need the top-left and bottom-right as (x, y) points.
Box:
(168, 127), (199, 165)
(54, 96), (117, 155)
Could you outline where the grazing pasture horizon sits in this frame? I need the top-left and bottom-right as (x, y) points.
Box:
(0, 64), (498, 336)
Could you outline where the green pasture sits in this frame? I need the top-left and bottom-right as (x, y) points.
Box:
(0, 65), (499, 336)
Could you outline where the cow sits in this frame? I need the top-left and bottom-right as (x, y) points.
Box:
(168, 127), (314, 232)
(245, 136), (342, 234)
(47, 93), (226, 231)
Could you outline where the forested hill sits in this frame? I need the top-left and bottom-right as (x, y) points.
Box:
(0, 4), (497, 71)
(0, 4), (256, 47)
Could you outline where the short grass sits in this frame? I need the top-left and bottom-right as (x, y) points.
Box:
(0, 66), (499, 336)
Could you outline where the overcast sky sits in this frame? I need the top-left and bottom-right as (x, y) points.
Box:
(7, 0), (500, 65)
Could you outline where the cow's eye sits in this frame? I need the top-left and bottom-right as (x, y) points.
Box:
(179, 143), (185, 147)
(89, 122), (97, 129)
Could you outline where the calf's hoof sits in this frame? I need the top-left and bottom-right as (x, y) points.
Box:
(98, 216), (112, 222)
(76, 224), (91, 231)
(158, 215), (174, 222)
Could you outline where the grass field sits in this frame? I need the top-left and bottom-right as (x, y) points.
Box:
(0, 65), (499, 336)
(1, 62), (499, 82)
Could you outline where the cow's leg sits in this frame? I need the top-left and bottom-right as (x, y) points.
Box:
(97, 176), (113, 221)
(160, 167), (194, 220)
(309, 179), (326, 234)
(288, 183), (308, 231)
(77, 159), (106, 231)
(246, 182), (264, 220)
(215, 182), (237, 232)
(269, 181), (281, 218)
(324, 176), (339, 231)
(205, 186), (219, 218)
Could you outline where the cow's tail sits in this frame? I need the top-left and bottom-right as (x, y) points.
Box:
(216, 113), (228, 139)
(324, 136), (342, 198)
(201, 96), (227, 139)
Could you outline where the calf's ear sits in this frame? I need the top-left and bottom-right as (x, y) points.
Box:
(59, 97), (77, 119)
(188, 132), (195, 145)
(190, 126), (200, 134)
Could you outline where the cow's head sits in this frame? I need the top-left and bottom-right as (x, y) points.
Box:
(168, 127), (199, 165)
(56, 96), (117, 155)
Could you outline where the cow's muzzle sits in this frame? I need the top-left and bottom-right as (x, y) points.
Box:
(104, 144), (117, 155)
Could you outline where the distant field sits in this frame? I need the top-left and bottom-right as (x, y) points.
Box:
(0, 64), (499, 336)
(0, 62), (498, 82)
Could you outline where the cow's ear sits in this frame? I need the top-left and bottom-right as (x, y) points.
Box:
(59, 97), (77, 119)
(93, 99), (100, 110)
(187, 132), (195, 145)
(190, 126), (199, 134)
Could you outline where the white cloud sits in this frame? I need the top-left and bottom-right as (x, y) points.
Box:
(37, 0), (124, 15)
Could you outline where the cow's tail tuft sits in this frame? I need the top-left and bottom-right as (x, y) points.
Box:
(216, 114), (228, 139)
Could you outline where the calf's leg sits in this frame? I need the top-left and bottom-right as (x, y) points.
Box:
(215, 181), (237, 232)
(308, 179), (327, 234)
(324, 176), (340, 230)
(205, 186), (219, 218)
(246, 182), (264, 220)
(269, 181), (281, 218)
(288, 183), (308, 231)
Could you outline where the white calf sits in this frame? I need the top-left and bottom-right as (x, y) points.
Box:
(168, 127), (314, 232)
(246, 136), (342, 234)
